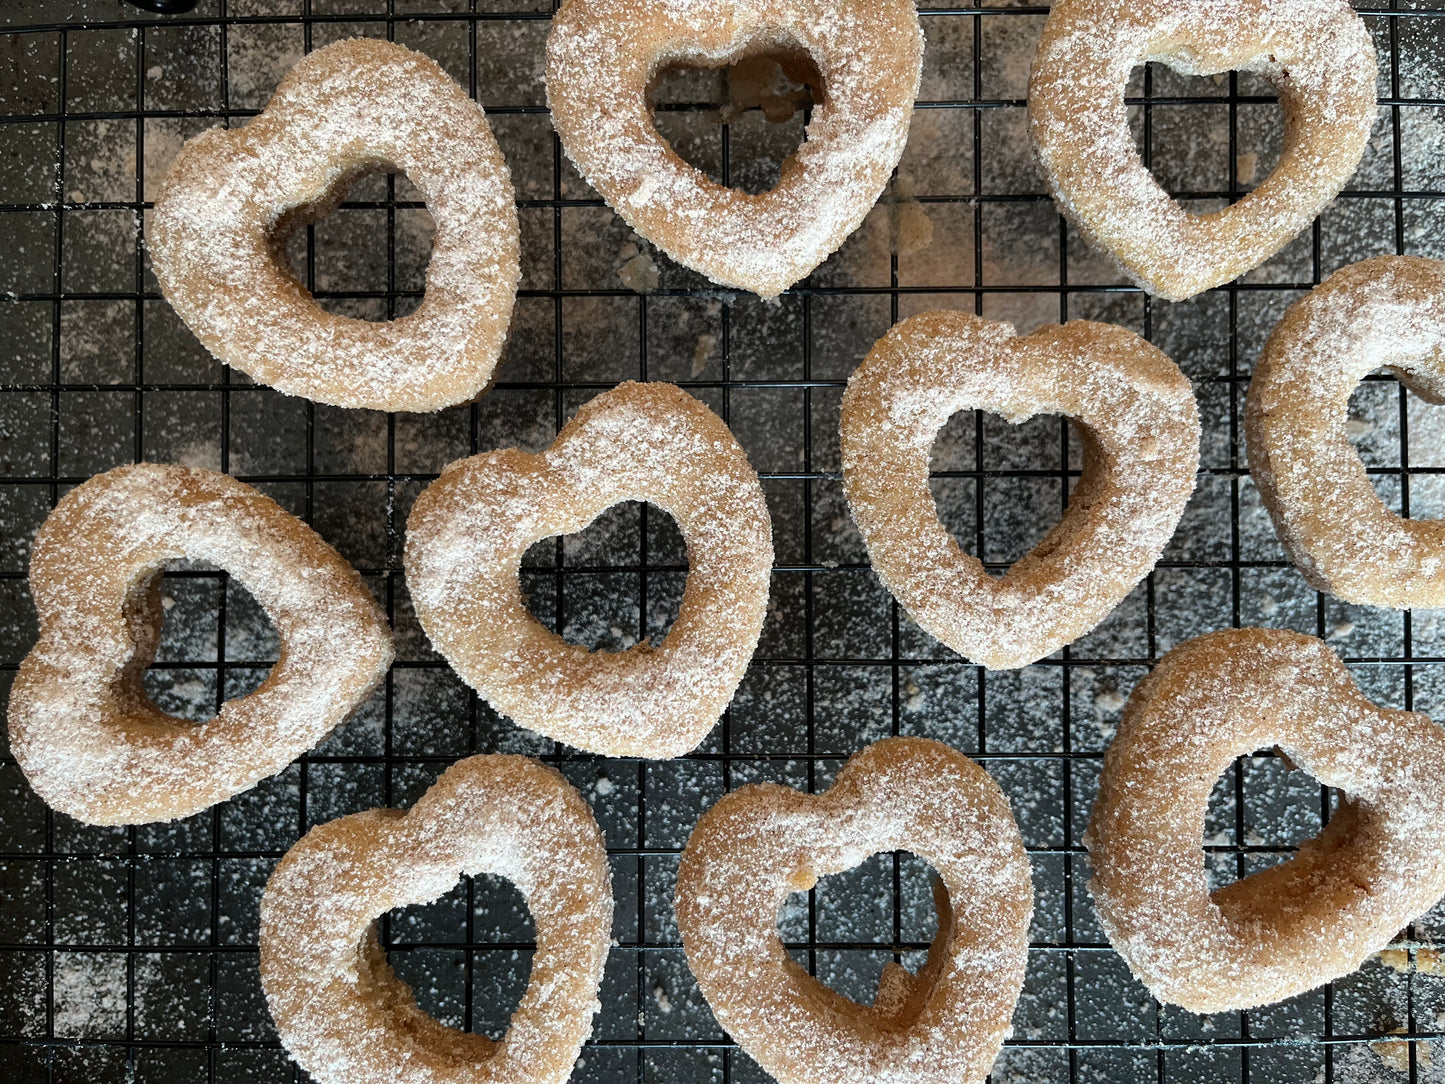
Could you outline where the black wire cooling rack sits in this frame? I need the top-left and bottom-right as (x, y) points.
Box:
(2, 1), (1445, 1082)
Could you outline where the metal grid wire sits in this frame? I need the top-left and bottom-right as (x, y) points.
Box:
(2, 1), (1445, 1082)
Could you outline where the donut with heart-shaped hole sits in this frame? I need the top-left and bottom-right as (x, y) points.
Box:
(1247, 256), (1445, 608)
(404, 381), (772, 758)
(1028, 0), (1377, 301)
(840, 310), (1200, 670)
(7, 463), (393, 825)
(149, 38), (520, 412)
(675, 736), (1032, 1084)
(544, 0), (922, 299)
(260, 754), (612, 1084)
(1087, 627), (1445, 1013)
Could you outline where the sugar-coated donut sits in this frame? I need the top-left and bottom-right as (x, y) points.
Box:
(404, 382), (772, 759)
(840, 311), (1200, 670)
(8, 463), (393, 826)
(150, 38), (520, 413)
(1086, 627), (1445, 1013)
(260, 754), (612, 1084)
(675, 736), (1032, 1084)
(1247, 256), (1445, 608)
(1029, 0), (1377, 301)
(545, 0), (922, 298)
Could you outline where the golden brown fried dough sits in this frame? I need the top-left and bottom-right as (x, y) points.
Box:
(260, 755), (612, 1084)
(9, 463), (392, 825)
(1087, 628), (1445, 1012)
(676, 737), (1032, 1084)
(151, 38), (519, 411)
(405, 382), (772, 758)
(841, 310), (1199, 668)
(1029, 0), (1376, 300)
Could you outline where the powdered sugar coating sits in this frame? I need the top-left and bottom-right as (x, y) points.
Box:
(840, 311), (1200, 670)
(404, 382), (773, 759)
(675, 736), (1032, 1084)
(1086, 627), (1445, 1014)
(1028, 0), (1377, 301)
(149, 38), (520, 412)
(1247, 256), (1445, 608)
(545, 0), (921, 298)
(7, 463), (394, 826)
(259, 754), (612, 1084)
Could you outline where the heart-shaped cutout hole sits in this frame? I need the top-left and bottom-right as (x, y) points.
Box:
(841, 310), (1200, 669)
(927, 408), (1086, 582)
(1028, 0), (1377, 300)
(650, 50), (821, 197)
(546, 0), (922, 298)
(519, 500), (687, 653)
(677, 737), (1033, 1084)
(405, 382), (773, 759)
(274, 167), (437, 323)
(385, 871), (536, 1039)
(139, 558), (278, 722)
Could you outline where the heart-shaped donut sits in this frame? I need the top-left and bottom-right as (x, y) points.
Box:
(545, 0), (922, 298)
(1028, 0), (1377, 301)
(404, 382), (773, 758)
(1086, 628), (1445, 1013)
(1247, 256), (1445, 608)
(150, 38), (520, 412)
(840, 311), (1200, 670)
(675, 736), (1033, 1084)
(8, 463), (393, 825)
(259, 754), (613, 1084)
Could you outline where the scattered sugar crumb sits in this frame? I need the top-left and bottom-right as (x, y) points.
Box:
(1236, 151), (1259, 185)
(691, 332), (717, 377)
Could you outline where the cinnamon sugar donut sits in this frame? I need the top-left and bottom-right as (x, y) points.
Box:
(8, 463), (393, 826)
(260, 754), (612, 1084)
(1028, 0), (1377, 301)
(404, 382), (772, 759)
(545, 0), (922, 298)
(1247, 256), (1445, 608)
(675, 736), (1032, 1084)
(840, 311), (1199, 670)
(150, 38), (520, 412)
(1086, 627), (1445, 1013)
